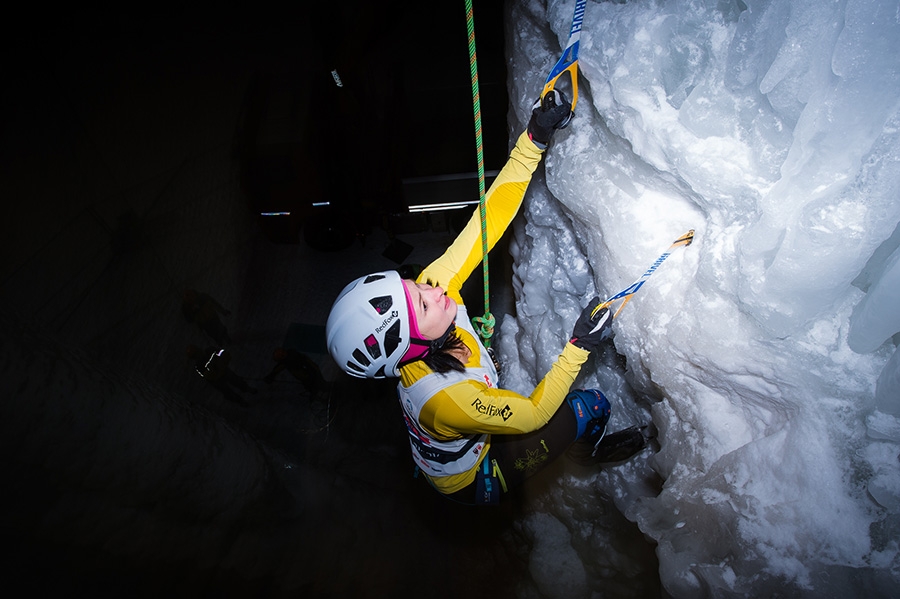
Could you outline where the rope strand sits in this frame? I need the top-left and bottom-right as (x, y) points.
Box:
(464, 0), (494, 348)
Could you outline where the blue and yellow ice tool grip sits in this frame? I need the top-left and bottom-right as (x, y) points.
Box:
(598, 230), (695, 318)
(541, 0), (587, 111)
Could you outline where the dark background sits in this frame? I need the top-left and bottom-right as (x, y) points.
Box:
(0, 2), (565, 598)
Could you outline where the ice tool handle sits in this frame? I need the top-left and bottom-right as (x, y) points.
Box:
(541, 0), (587, 111)
(598, 230), (695, 318)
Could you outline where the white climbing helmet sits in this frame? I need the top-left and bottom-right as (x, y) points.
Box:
(326, 271), (414, 379)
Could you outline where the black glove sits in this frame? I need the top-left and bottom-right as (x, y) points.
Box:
(527, 89), (574, 149)
(570, 297), (612, 352)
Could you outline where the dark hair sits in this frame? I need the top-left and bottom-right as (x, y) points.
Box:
(421, 330), (467, 374)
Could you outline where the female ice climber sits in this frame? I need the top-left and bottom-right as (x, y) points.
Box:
(325, 91), (644, 505)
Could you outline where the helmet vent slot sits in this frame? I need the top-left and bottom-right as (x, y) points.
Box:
(352, 348), (371, 367)
(364, 274), (386, 284)
(383, 320), (402, 357)
(369, 295), (393, 315)
(346, 361), (364, 374)
(364, 334), (382, 359)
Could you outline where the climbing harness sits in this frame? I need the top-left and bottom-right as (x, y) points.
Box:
(475, 451), (508, 505)
(464, 0), (495, 349)
(414, 453), (507, 506)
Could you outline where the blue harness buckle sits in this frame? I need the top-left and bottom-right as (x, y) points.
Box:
(475, 452), (500, 505)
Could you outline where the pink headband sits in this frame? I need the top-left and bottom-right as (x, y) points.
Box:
(401, 283), (430, 362)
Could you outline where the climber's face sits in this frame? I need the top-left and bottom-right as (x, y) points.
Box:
(403, 280), (457, 340)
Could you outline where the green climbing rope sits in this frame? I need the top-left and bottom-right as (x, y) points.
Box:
(464, 0), (495, 348)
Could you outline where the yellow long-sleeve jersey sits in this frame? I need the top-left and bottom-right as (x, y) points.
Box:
(398, 131), (590, 494)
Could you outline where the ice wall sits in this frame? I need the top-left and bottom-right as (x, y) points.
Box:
(501, 0), (900, 596)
